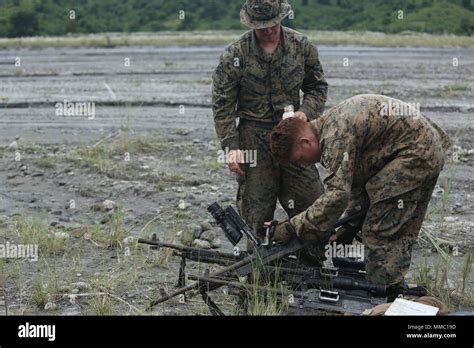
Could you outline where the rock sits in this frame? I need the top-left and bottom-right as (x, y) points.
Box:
(31, 172), (44, 177)
(59, 285), (71, 293)
(444, 216), (459, 223)
(432, 185), (444, 198)
(184, 155), (193, 162)
(211, 238), (222, 249)
(100, 215), (110, 224)
(200, 230), (217, 243)
(123, 236), (134, 245)
(90, 204), (103, 212)
(50, 221), (59, 227)
(179, 229), (194, 246)
(452, 246), (462, 256)
(192, 239), (211, 249)
(44, 302), (57, 311)
(53, 231), (69, 239)
(200, 221), (213, 232)
(447, 279), (456, 291)
(193, 139), (200, 144)
(70, 282), (91, 291)
(8, 141), (18, 149)
(51, 210), (63, 216)
(6, 162), (16, 170)
(177, 200), (189, 210)
(102, 200), (116, 211)
(187, 223), (202, 239)
(0, 216), (9, 228)
(71, 288), (79, 294)
(62, 307), (81, 316)
(206, 141), (217, 150)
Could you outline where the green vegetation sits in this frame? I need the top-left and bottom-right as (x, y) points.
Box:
(34, 156), (57, 169)
(247, 266), (290, 315)
(83, 207), (130, 250)
(438, 83), (472, 98)
(411, 252), (473, 311)
(13, 216), (68, 256)
(30, 278), (57, 307)
(71, 135), (165, 178)
(88, 277), (114, 315)
(0, 0), (473, 39)
(204, 159), (222, 172)
(103, 206), (129, 249)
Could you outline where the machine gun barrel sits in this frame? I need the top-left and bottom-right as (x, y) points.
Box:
(138, 235), (244, 264)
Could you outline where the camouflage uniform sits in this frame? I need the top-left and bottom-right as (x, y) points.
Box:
(290, 94), (452, 288)
(212, 26), (328, 233)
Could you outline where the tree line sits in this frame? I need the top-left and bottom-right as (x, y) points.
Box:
(0, 0), (473, 38)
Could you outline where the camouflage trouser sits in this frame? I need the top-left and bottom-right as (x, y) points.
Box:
(236, 123), (324, 250)
(362, 174), (439, 290)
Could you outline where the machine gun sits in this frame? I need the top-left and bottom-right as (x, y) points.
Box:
(138, 202), (426, 315)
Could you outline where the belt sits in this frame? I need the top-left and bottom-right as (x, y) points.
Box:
(239, 118), (280, 130)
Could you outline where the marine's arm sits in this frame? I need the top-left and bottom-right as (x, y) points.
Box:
(212, 47), (243, 151)
(298, 40), (328, 121)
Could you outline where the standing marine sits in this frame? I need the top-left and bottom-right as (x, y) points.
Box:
(212, 0), (328, 252)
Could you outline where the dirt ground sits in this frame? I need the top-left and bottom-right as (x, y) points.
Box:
(0, 43), (472, 315)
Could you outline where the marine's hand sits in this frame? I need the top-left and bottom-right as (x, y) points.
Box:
(227, 149), (245, 176)
(272, 220), (297, 244)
